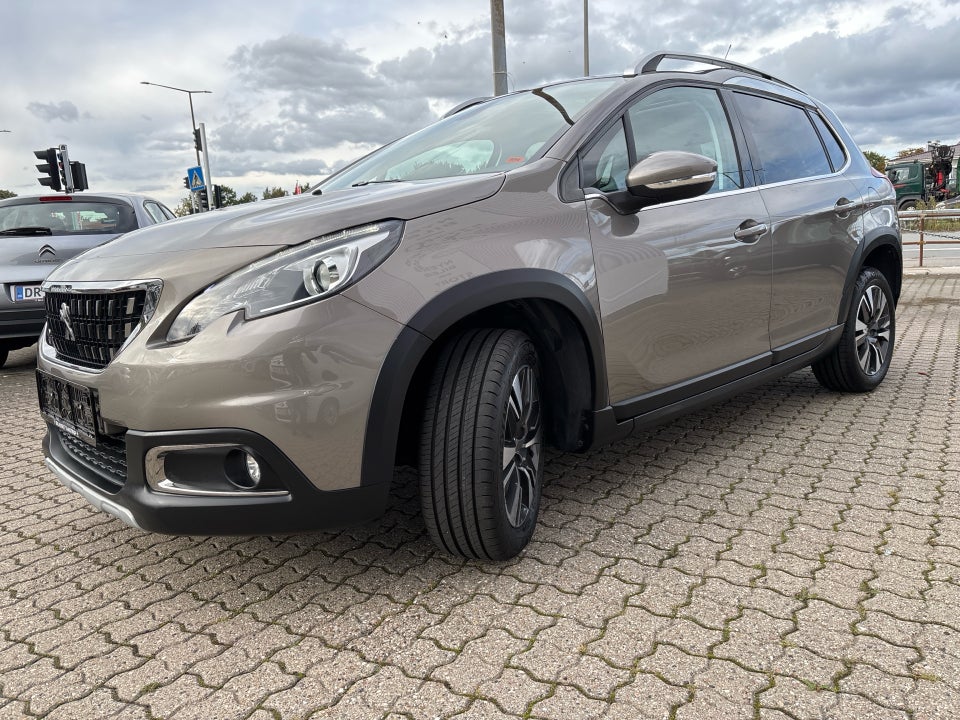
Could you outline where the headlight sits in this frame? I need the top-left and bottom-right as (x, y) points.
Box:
(167, 220), (403, 342)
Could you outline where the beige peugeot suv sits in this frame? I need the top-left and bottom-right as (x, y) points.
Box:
(37, 52), (901, 560)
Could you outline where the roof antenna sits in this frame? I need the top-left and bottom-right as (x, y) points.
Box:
(724, 44), (732, 59)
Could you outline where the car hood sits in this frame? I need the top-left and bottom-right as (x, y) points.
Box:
(72, 173), (506, 259)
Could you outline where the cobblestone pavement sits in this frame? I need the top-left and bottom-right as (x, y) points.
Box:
(1, 272), (959, 720)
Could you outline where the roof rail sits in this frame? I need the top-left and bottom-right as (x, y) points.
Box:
(624, 51), (802, 92)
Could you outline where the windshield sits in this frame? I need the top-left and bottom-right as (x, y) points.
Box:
(0, 201), (137, 236)
(321, 78), (620, 191)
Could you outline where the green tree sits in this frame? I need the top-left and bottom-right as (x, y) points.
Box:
(262, 186), (288, 200)
(173, 196), (194, 217)
(896, 146), (925, 159)
(0, 189), (16, 199)
(217, 184), (239, 206)
(236, 192), (257, 204)
(863, 151), (886, 172)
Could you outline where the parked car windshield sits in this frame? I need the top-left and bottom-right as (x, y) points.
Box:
(320, 78), (620, 191)
(0, 201), (137, 236)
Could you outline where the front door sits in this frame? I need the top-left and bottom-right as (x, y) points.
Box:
(582, 85), (773, 407)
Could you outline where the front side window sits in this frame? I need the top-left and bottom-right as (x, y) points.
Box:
(628, 86), (743, 193)
(581, 120), (629, 192)
(735, 93), (832, 184)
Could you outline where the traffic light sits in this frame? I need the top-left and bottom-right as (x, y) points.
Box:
(183, 176), (190, 189)
(70, 162), (88, 192)
(198, 189), (209, 211)
(34, 148), (61, 191)
(213, 184), (223, 209)
(194, 128), (202, 152)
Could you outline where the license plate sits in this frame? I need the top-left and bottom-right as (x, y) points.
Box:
(14, 284), (45, 302)
(37, 371), (98, 446)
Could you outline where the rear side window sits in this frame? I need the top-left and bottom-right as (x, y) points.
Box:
(0, 201), (137, 236)
(809, 113), (846, 171)
(735, 93), (832, 184)
(144, 201), (168, 224)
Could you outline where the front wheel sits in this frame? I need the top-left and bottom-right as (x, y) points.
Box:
(419, 329), (543, 560)
(812, 267), (895, 392)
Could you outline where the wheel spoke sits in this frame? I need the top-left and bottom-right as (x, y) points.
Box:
(502, 460), (521, 525)
(857, 341), (871, 373)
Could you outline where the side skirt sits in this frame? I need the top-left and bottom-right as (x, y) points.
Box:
(588, 324), (843, 449)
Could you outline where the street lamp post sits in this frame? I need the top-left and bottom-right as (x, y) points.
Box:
(140, 81), (211, 167)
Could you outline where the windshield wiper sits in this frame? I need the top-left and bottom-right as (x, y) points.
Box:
(351, 179), (405, 187)
(0, 226), (53, 236)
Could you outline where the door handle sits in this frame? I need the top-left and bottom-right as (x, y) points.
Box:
(835, 197), (857, 217)
(734, 221), (768, 243)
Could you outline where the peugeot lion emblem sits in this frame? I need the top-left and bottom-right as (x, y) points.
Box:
(59, 302), (76, 341)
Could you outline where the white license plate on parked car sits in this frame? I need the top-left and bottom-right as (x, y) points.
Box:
(13, 284), (44, 302)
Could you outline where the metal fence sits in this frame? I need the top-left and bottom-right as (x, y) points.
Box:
(898, 209), (960, 267)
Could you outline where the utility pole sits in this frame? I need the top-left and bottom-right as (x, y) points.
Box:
(583, 0), (590, 76)
(490, 0), (508, 96)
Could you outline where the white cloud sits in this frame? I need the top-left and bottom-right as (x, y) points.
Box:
(1, 0), (957, 206)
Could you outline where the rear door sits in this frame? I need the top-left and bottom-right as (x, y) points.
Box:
(731, 91), (863, 353)
(582, 85), (773, 408)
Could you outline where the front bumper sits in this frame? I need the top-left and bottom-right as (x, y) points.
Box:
(43, 425), (391, 534)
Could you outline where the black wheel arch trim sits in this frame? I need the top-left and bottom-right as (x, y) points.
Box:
(361, 269), (607, 487)
(837, 231), (902, 325)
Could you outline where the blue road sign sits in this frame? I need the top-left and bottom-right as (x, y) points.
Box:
(188, 166), (205, 191)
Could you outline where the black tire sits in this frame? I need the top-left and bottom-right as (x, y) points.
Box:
(0, 348), (7, 369)
(419, 328), (543, 560)
(899, 200), (918, 211)
(812, 267), (895, 392)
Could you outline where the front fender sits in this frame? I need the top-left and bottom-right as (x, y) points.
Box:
(359, 269), (607, 488)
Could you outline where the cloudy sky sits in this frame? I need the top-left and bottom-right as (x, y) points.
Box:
(3, 0), (960, 208)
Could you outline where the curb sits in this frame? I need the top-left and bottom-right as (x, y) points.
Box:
(903, 266), (960, 276)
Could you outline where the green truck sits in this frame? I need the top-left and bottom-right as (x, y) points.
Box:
(886, 143), (959, 210)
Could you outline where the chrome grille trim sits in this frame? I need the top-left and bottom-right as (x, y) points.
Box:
(40, 280), (162, 372)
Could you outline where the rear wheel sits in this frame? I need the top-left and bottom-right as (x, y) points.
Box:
(420, 328), (543, 560)
(812, 267), (894, 392)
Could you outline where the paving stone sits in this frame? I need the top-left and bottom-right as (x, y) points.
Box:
(2, 274), (959, 718)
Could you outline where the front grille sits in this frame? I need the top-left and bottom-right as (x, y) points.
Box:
(44, 289), (148, 370)
(59, 431), (128, 492)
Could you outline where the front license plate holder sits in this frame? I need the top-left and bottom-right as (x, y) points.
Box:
(36, 371), (98, 446)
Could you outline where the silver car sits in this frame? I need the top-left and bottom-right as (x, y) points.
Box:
(36, 52), (901, 560)
(0, 192), (174, 367)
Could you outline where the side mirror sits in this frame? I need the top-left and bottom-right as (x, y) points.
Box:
(626, 151), (718, 204)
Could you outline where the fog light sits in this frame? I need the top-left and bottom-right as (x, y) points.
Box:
(245, 453), (262, 484)
(224, 449), (262, 490)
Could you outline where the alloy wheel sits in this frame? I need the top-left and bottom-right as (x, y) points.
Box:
(501, 364), (542, 528)
(855, 284), (892, 376)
